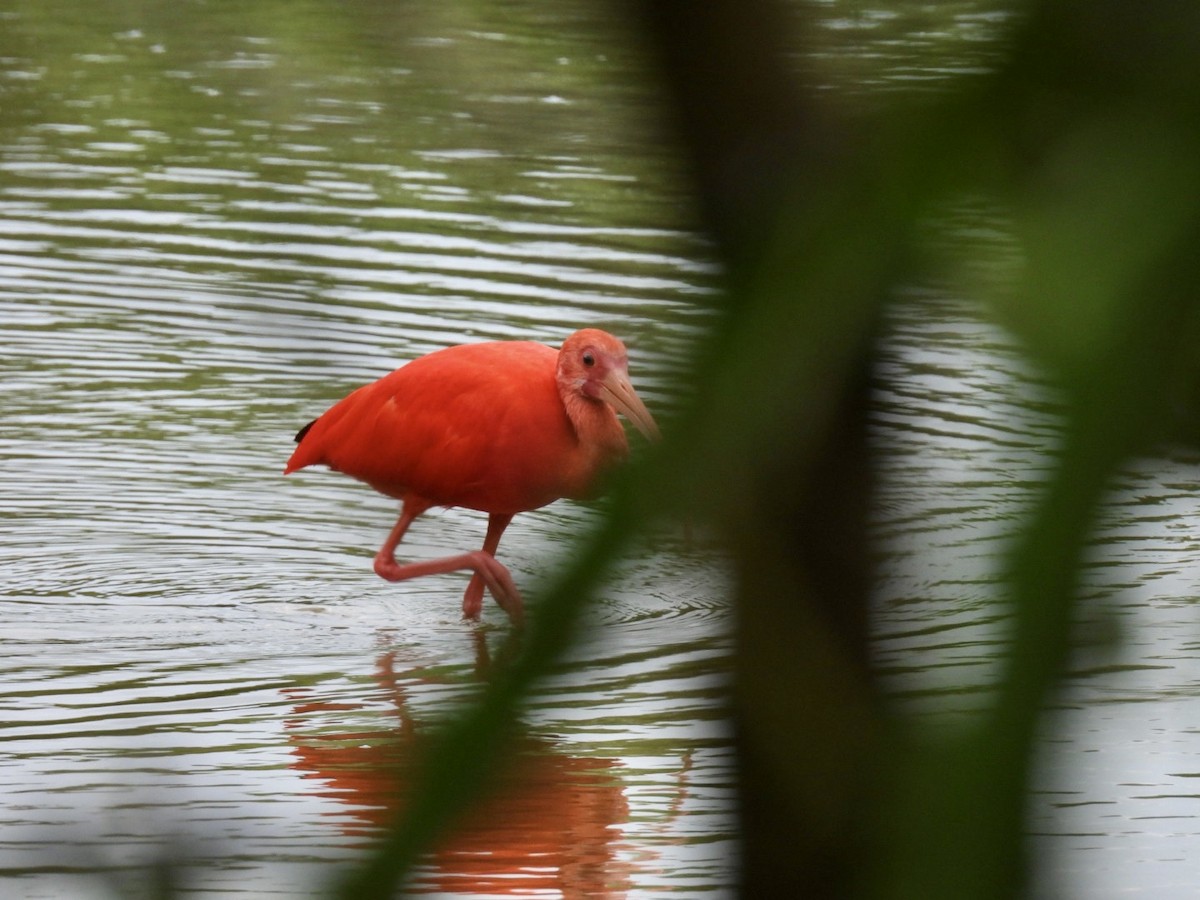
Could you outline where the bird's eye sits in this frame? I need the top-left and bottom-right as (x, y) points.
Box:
(582, 352), (595, 367)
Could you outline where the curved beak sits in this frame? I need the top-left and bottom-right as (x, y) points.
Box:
(597, 368), (661, 442)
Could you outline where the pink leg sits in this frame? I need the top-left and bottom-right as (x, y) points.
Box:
(461, 513), (515, 620)
(372, 502), (523, 624)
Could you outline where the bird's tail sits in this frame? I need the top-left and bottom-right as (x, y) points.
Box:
(283, 419), (319, 474)
(294, 419), (316, 444)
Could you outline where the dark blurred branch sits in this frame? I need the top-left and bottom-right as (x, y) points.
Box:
(632, 2), (889, 897)
(633, 0), (836, 271)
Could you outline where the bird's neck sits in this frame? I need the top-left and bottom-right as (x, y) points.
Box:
(558, 385), (630, 488)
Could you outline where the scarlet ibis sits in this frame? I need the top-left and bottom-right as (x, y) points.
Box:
(285, 328), (659, 623)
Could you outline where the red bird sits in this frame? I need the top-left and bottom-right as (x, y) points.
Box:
(285, 328), (659, 623)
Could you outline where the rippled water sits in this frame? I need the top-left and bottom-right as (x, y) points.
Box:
(0, 7), (731, 898)
(874, 294), (1200, 898)
(4, 3), (1200, 898)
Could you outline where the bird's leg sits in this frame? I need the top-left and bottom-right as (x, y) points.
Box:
(373, 503), (523, 624)
(461, 512), (516, 621)
(373, 500), (425, 578)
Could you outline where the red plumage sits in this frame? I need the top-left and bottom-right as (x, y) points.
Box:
(285, 328), (659, 623)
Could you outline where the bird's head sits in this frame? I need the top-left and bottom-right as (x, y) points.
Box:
(560, 329), (661, 442)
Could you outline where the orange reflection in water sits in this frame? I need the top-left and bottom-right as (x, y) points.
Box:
(285, 645), (633, 898)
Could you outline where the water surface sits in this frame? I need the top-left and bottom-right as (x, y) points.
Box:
(4, 3), (1200, 898)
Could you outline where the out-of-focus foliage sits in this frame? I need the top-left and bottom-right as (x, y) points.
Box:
(631, 2), (1200, 899)
(6, 1), (1200, 898)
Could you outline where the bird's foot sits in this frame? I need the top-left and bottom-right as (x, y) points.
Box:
(461, 553), (523, 626)
(373, 549), (523, 625)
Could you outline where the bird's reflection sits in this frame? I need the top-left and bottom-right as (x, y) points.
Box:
(284, 636), (633, 898)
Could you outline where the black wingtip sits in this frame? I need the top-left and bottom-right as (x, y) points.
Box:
(294, 419), (316, 444)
